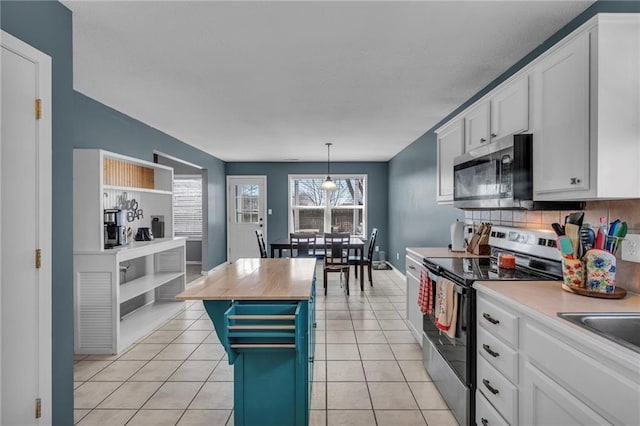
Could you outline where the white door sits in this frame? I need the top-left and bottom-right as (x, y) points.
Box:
(227, 176), (267, 262)
(1, 32), (52, 424)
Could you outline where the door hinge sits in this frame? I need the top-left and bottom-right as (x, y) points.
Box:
(35, 249), (42, 269)
(35, 99), (42, 120)
(35, 398), (41, 419)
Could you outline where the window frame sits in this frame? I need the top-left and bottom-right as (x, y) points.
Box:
(172, 174), (203, 240)
(288, 174), (367, 238)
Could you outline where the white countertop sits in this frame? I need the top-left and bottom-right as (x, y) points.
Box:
(475, 280), (640, 359)
(407, 246), (487, 259)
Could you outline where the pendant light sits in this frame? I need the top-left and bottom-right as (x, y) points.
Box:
(321, 142), (337, 191)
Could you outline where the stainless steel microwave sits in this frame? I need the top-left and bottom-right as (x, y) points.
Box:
(453, 134), (584, 210)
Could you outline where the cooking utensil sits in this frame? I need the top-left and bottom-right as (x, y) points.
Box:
(580, 226), (596, 252)
(606, 219), (621, 252)
(565, 223), (580, 259)
(552, 223), (565, 236)
(558, 236), (574, 258)
(565, 211), (585, 226)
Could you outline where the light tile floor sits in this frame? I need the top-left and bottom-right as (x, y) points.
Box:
(74, 265), (459, 425)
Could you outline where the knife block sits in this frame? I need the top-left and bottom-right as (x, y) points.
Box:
(468, 244), (491, 255)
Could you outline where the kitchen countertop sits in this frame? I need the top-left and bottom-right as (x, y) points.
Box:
(175, 258), (316, 301)
(475, 280), (640, 356)
(475, 280), (640, 316)
(407, 246), (487, 259)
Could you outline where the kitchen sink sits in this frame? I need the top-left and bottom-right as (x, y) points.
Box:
(557, 312), (640, 354)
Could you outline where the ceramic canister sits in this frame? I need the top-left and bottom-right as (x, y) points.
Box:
(562, 256), (585, 288)
(584, 249), (617, 293)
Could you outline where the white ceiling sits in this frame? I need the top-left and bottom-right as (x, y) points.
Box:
(63, 0), (593, 162)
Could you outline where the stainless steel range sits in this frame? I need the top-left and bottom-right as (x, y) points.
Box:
(421, 226), (563, 426)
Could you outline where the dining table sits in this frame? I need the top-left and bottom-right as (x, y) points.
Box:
(270, 236), (366, 291)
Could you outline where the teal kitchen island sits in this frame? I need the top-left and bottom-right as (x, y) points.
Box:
(176, 258), (317, 426)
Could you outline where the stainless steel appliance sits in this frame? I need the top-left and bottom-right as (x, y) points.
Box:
(422, 226), (564, 426)
(103, 208), (128, 248)
(135, 227), (154, 241)
(453, 134), (584, 210)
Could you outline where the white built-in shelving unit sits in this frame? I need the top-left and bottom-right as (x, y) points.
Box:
(73, 149), (187, 354)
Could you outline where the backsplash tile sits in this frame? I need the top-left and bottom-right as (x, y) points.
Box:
(461, 199), (640, 293)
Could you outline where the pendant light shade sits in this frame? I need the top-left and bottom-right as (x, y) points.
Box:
(321, 143), (337, 191)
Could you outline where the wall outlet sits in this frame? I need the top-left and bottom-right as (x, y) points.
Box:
(396, 252), (400, 260)
(621, 234), (640, 263)
(375, 245), (379, 252)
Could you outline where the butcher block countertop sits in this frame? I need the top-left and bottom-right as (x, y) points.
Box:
(176, 258), (316, 301)
(406, 247), (487, 259)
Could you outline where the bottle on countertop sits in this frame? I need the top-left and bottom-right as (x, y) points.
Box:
(595, 216), (607, 250)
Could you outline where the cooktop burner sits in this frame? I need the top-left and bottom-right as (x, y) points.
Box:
(426, 257), (557, 282)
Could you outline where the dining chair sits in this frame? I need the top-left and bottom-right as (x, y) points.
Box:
(255, 229), (268, 258)
(323, 233), (351, 295)
(289, 233), (317, 258)
(349, 228), (378, 286)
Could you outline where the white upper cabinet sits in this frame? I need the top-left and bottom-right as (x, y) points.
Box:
(436, 118), (464, 203)
(464, 76), (529, 153)
(464, 101), (490, 152)
(533, 14), (640, 200)
(491, 76), (529, 140)
(532, 31), (590, 195)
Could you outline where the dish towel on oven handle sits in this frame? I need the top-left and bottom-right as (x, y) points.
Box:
(435, 277), (458, 339)
(418, 269), (433, 315)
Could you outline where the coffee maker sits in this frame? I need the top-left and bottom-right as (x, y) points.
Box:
(104, 209), (128, 248)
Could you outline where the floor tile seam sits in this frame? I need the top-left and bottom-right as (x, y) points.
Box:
(77, 379), (128, 414)
(74, 408), (90, 425)
(83, 356), (149, 382)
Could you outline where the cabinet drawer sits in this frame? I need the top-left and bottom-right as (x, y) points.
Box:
(477, 297), (518, 347)
(476, 390), (510, 426)
(405, 255), (422, 280)
(477, 325), (518, 383)
(477, 356), (518, 425)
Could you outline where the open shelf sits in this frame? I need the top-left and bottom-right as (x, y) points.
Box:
(120, 271), (185, 303)
(119, 301), (185, 351)
(103, 184), (172, 195)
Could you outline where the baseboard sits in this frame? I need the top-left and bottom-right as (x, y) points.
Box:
(388, 262), (406, 280)
(186, 261), (202, 265)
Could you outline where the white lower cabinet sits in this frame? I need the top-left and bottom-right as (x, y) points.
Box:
(520, 360), (609, 425)
(475, 287), (640, 426)
(405, 252), (423, 345)
(74, 238), (187, 354)
(476, 391), (510, 426)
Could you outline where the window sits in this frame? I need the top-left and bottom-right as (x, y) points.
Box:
(173, 175), (202, 238)
(289, 175), (366, 238)
(233, 184), (259, 224)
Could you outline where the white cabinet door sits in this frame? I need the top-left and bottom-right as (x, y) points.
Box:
(405, 255), (423, 345)
(491, 76), (529, 140)
(436, 119), (464, 203)
(521, 361), (610, 425)
(533, 31), (590, 196)
(464, 102), (490, 152)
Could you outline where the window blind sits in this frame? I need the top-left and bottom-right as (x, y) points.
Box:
(173, 175), (202, 238)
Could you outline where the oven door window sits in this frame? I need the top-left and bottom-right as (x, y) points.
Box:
(454, 159), (500, 200)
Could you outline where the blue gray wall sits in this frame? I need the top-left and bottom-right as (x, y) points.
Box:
(2, 2), (226, 424)
(387, 0), (640, 273)
(73, 93), (226, 269)
(226, 162), (388, 257)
